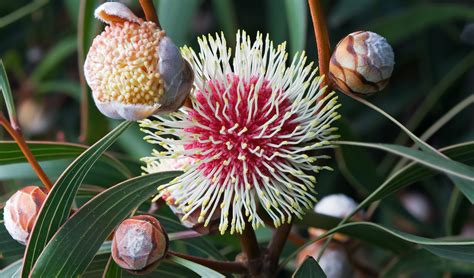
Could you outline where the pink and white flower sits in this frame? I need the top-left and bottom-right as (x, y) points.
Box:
(140, 31), (340, 234)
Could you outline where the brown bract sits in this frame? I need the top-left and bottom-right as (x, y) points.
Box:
(111, 215), (169, 274)
(3, 186), (47, 245)
(329, 31), (394, 96)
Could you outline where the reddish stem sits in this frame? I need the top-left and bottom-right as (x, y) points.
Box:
(308, 0), (331, 89)
(0, 113), (53, 190)
(139, 0), (161, 27)
(168, 251), (247, 274)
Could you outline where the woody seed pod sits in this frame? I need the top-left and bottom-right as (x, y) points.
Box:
(112, 215), (168, 274)
(329, 31), (394, 96)
(84, 2), (193, 121)
(3, 186), (47, 245)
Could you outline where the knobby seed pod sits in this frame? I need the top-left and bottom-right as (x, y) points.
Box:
(3, 186), (47, 245)
(329, 31), (394, 96)
(84, 2), (193, 121)
(112, 215), (169, 274)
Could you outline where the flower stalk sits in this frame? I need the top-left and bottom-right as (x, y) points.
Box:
(139, 0), (160, 27)
(168, 251), (247, 274)
(0, 113), (53, 190)
(308, 0), (331, 89)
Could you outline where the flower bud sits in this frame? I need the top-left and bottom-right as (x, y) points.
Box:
(112, 215), (168, 273)
(329, 31), (394, 96)
(3, 186), (47, 245)
(310, 194), (362, 241)
(84, 2), (193, 121)
(296, 242), (353, 277)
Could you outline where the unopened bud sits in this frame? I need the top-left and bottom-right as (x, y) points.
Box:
(3, 186), (47, 245)
(329, 31), (394, 96)
(112, 215), (168, 274)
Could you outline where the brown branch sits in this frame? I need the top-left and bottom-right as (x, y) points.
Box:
(237, 223), (262, 276)
(265, 222), (292, 275)
(0, 113), (53, 190)
(308, 0), (331, 89)
(139, 0), (160, 27)
(168, 251), (247, 274)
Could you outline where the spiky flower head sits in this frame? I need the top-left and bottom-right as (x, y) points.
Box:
(140, 31), (340, 234)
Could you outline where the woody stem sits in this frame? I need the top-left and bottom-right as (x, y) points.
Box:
(238, 223), (262, 276)
(308, 0), (331, 89)
(139, 0), (161, 27)
(168, 251), (247, 274)
(0, 113), (53, 190)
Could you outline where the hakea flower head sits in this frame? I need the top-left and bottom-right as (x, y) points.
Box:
(84, 2), (193, 120)
(140, 31), (341, 234)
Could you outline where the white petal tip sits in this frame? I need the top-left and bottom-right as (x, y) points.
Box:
(94, 2), (140, 25)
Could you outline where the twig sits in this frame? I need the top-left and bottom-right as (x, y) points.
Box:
(0, 113), (53, 190)
(266, 222), (292, 275)
(139, 0), (160, 27)
(168, 251), (247, 274)
(168, 230), (203, 241)
(237, 223), (262, 276)
(308, 0), (331, 89)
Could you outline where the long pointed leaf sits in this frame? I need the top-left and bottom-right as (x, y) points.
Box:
(21, 121), (132, 277)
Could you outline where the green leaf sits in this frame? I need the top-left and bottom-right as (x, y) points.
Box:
(30, 36), (77, 83)
(382, 249), (474, 277)
(0, 60), (17, 124)
(30, 171), (180, 277)
(361, 142), (474, 204)
(284, 0), (307, 56)
(299, 219), (474, 262)
(102, 256), (122, 278)
(292, 256), (326, 278)
(0, 0), (48, 28)
(21, 121), (133, 277)
(0, 141), (130, 176)
(156, 0), (200, 46)
(36, 80), (81, 100)
(168, 256), (224, 278)
(211, 0), (238, 45)
(0, 219), (24, 260)
(0, 259), (22, 277)
(369, 3), (474, 43)
(335, 141), (474, 201)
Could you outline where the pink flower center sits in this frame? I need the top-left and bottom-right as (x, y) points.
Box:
(184, 74), (299, 188)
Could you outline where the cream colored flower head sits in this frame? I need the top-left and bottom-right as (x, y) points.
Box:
(84, 2), (193, 121)
(141, 31), (341, 234)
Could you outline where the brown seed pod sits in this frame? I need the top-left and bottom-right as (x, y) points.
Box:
(84, 2), (194, 121)
(3, 186), (47, 245)
(112, 215), (168, 274)
(329, 31), (394, 96)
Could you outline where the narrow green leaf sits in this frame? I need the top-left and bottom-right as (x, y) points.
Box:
(30, 37), (77, 83)
(169, 256), (225, 278)
(298, 220), (474, 262)
(284, 0), (307, 56)
(21, 121), (133, 277)
(157, 0), (200, 46)
(102, 256), (122, 278)
(36, 80), (81, 101)
(0, 219), (24, 260)
(0, 141), (131, 176)
(30, 171), (180, 277)
(382, 249), (474, 277)
(292, 256), (326, 278)
(0, 259), (22, 277)
(211, 0), (238, 45)
(0, 60), (17, 123)
(0, 0), (48, 28)
(369, 3), (474, 43)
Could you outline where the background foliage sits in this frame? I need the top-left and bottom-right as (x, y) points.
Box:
(0, 0), (473, 277)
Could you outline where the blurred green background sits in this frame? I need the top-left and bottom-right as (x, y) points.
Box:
(0, 0), (473, 275)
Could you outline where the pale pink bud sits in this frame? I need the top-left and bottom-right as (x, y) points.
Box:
(296, 243), (353, 277)
(84, 2), (193, 121)
(112, 215), (168, 273)
(3, 186), (47, 245)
